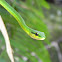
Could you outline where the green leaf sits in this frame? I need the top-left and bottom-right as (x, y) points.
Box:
(0, 0), (51, 62)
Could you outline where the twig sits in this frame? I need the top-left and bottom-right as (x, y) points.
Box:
(0, 16), (14, 62)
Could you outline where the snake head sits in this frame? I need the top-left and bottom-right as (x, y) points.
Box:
(29, 29), (45, 40)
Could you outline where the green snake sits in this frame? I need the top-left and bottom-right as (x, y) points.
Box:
(0, 0), (45, 40)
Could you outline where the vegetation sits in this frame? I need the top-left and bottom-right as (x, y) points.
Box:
(1, 0), (62, 62)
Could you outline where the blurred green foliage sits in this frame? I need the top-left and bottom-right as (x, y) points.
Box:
(0, 0), (51, 62)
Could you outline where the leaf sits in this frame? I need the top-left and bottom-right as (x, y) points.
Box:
(0, 0), (51, 62)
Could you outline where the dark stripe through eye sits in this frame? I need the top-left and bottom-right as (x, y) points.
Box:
(31, 32), (38, 36)
(31, 32), (35, 34)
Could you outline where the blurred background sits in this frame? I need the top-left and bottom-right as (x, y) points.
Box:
(0, 0), (62, 62)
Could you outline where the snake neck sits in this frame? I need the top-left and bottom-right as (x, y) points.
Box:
(21, 23), (30, 34)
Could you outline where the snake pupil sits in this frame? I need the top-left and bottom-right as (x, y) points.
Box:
(35, 33), (38, 36)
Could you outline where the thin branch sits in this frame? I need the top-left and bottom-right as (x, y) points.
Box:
(0, 16), (14, 62)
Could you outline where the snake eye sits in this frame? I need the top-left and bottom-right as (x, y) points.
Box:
(35, 33), (38, 36)
(31, 32), (38, 36)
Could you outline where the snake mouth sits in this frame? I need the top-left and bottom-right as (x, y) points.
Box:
(35, 37), (45, 40)
(40, 38), (45, 40)
(30, 35), (45, 40)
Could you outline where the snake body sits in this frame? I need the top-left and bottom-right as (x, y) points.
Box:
(0, 0), (45, 40)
